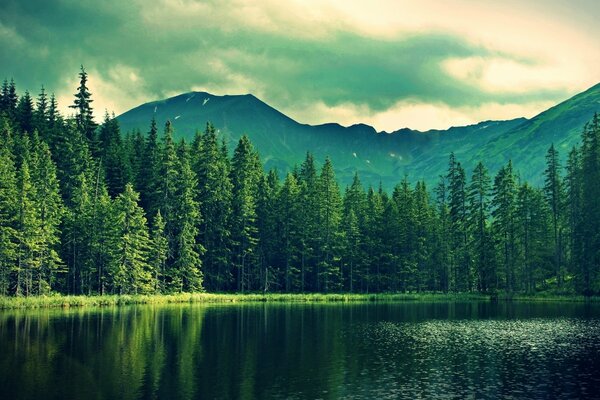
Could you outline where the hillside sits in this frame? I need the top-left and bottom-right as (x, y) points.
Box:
(117, 84), (600, 188)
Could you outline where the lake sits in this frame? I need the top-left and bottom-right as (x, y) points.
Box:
(1, 301), (600, 399)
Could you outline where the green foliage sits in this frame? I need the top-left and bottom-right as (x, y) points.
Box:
(112, 184), (153, 294)
(1, 72), (599, 298)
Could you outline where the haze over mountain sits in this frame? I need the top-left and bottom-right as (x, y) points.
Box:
(118, 83), (600, 189)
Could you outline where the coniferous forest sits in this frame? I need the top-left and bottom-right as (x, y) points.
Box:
(1, 68), (600, 297)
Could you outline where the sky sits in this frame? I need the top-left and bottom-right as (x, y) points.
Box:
(1, 0), (599, 131)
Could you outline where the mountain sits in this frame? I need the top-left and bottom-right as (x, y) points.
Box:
(117, 84), (600, 189)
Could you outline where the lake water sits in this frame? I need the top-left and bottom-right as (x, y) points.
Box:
(1, 301), (600, 399)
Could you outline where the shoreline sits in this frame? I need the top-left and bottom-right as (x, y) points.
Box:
(1, 292), (598, 310)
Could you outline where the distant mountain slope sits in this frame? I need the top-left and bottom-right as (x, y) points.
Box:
(117, 84), (600, 189)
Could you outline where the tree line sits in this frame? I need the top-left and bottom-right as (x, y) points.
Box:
(0, 68), (599, 296)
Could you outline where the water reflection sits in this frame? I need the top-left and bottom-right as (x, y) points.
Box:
(1, 302), (599, 399)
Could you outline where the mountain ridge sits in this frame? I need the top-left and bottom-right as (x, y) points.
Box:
(117, 83), (600, 189)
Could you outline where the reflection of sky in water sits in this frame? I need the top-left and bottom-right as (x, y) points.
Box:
(341, 318), (600, 399)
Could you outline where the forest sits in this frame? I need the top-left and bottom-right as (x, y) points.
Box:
(0, 68), (599, 297)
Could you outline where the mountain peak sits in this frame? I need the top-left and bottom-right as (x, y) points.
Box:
(118, 85), (600, 188)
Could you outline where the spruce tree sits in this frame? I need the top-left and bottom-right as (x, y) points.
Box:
(113, 184), (153, 294)
(433, 176), (452, 291)
(16, 90), (34, 134)
(492, 161), (517, 292)
(230, 136), (261, 292)
(341, 173), (366, 292)
(194, 123), (233, 291)
(149, 211), (168, 293)
(0, 139), (18, 295)
(171, 141), (203, 292)
(565, 146), (583, 290)
(467, 162), (493, 292)
(155, 121), (179, 277)
(256, 170), (279, 292)
(447, 153), (469, 291)
(138, 117), (162, 213)
(298, 152), (320, 291)
(277, 173), (301, 291)
(543, 144), (565, 288)
(580, 115), (600, 293)
(34, 86), (49, 136)
(30, 135), (64, 293)
(69, 66), (97, 144)
(317, 157), (342, 292)
(15, 159), (42, 296)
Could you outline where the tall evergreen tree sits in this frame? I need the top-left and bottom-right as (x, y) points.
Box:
(543, 144), (565, 288)
(137, 117), (162, 213)
(16, 90), (34, 134)
(0, 138), (18, 295)
(193, 123), (233, 291)
(171, 141), (203, 292)
(30, 136), (64, 293)
(149, 211), (168, 293)
(565, 146), (583, 290)
(317, 157), (342, 292)
(467, 162), (493, 292)
(15, 159), (42, 296)
(230, 136), (261, 292)
(447, 153), (469, 291)
(492, 161), (517, 292)
(298, 152), (320, 291)
(69, 66), (97, 144)
(277, 173), (302, 291)
(112, 184), (154, 294)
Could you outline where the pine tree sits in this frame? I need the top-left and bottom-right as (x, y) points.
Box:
(317, 157), (342, 292)
(543, 144), (565, 288)
(15, 159), (42, 296)
(113, 184), (153, 294)
(171, 141), (203, 292)
(230, 136), (261, 292)
(341, 173), (366, 292)
(16, 90), (34, 134)
(34, 86), (49, 136)
(155, 121), (179, 281)
(298, 152), (320, 291)
(0, 139), (18, 295)
(364, 186), (385, 293)
(149, 211), (168, 293)
(413, 181), (433, 291)
(433, 175), (452, 291)
(69, 66), (97, 144)
(98, 113), (128, 197)
(256, 170), (279, 292)
(492, 161), (517, 292)
(193, 123), (233, 291)
(515, 184), (552, 293)
(138, 117), (162, 213)
(1, 79), (18, 120)
(278, 173), (301, 291)
(467, 162), (493, 292)
(579, 115), (600, 293)
(30, 136), (64, 293)
(447, 153), (469, 291)
(565, 146), (583, 290)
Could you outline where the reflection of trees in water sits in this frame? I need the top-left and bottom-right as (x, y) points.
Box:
(0, 306), (207, 400)
(1, 303), (598, 399)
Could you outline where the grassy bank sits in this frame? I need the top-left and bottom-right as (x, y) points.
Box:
(0, 292), (491, 309)
(1, 292), (598, 310)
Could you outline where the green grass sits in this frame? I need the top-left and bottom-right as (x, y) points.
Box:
(1, 292), (598, 310)
(0, 292), (491, 309)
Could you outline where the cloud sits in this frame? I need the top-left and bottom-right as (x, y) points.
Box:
(0, 0), (598, 131)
